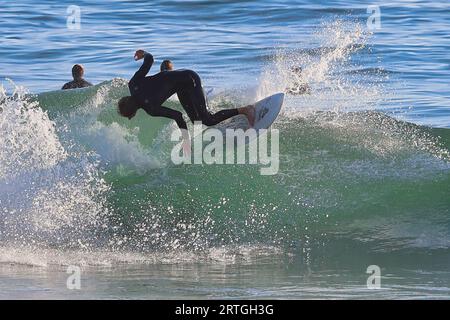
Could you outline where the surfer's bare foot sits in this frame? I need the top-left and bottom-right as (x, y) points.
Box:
(239, 105), (255, 127)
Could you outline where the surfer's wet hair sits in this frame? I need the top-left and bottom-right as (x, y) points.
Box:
(160, 60), (173, 72)
(117, 96), (139, 119)
(72, 64), (84, 80)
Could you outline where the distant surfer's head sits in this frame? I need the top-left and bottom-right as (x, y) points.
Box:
(160, 60), (173, 72)
(72, 64), (84, 80)
(291, 66), (302, 75)
(117, 96), (139, 120)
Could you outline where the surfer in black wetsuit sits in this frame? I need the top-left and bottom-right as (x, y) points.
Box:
(62, 64), (93, 90)
(117, 50), (255, 132)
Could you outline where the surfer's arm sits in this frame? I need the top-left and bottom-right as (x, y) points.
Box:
(132, 51), (154, 80)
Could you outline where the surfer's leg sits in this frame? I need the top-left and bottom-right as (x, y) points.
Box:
(184, 71), (244, 126)
(177, 70), (255, 126)
(200, 108), (239, 126)
(193, 92), (254, 127)
(194, 93), (254, 127)
(176, 89), (201, 122)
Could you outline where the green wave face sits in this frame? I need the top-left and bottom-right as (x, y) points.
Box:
(2, 80), (450, 265)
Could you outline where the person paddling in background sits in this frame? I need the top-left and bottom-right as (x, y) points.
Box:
(117, 49), (255, 148)
(62, 64), (93, 90)
(160, 60), (174, 72)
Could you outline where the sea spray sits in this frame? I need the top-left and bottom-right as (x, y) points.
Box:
(0, 81), (110, 248)
(0, 22), (449, 267)
(0, 81), (67, 178)
(256, 20), (385, 115)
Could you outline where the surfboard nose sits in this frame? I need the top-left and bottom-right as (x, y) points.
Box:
(253, 92), (285, 130)
(272, 92), (285, 105)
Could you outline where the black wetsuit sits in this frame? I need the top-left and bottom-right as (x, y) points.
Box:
(62, 78), (92, 90)
(129, 52), (238, 130)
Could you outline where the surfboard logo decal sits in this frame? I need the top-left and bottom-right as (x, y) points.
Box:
(259, 107), (269, 120)
(252, 93), (284, 130)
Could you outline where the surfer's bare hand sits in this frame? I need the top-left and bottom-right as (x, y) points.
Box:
(134, 49), (145, 61)
(182, 138), (191, 159)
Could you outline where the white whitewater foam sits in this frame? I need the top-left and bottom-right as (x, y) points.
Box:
(0, 81), (110, 245)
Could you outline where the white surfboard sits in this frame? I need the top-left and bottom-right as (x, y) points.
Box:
(182, 92), (284, 159)
(252, 92), (284, 130)
(189, 92), (284, 142)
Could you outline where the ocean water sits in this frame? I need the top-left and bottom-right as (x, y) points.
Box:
(1, 0), (449, 299)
